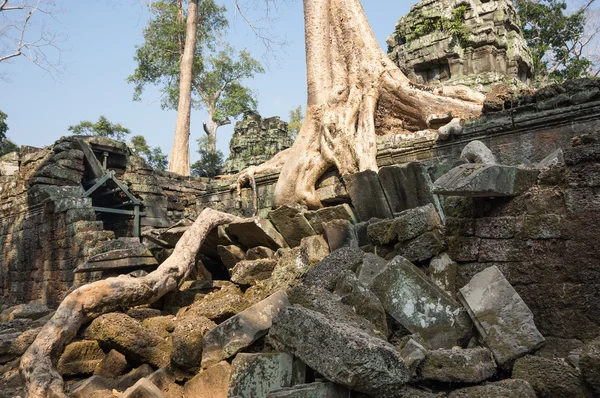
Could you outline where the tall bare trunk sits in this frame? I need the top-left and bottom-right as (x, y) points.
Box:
(203, 112), (231, 153)
(168, 0), (199, 176)
(272, 0), (483, 209)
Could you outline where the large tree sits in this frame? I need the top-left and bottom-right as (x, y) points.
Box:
(21, 2), (483, 395)
(68, 115), (131, 141)
(516, 0), (599, 80)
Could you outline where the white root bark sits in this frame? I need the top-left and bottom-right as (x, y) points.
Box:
(20, 208), (243, 398)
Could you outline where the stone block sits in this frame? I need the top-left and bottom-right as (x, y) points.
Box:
(121, 378), (166, 398)
(268, 205), (317, 248)
(302, 247), (364, 291)
(217, 245), (246, 270)
(74, 247), (158, 273)
(94, 349), (127, 378)
(458, 266), (545, 366)
(512, 355), (592, 398)
(179, 281), (249, 324)
(117, 364), (155, 392)
(269, 306), (410, 397)
(147, 368), (184, 398)
(418, 348), (496, 383)
(428, 252), (457, 296)
(170, 314), (215, 372)
(379, 162), (444, 218)
(356, 252), (387, 286)
(367, 204), (441, 245)
(57, 340), (106, 376)
(474, 217), (517, 239)
(433, 164), (539, 197)
(229, 352), (306, 398)
(369, 256), (472, 349)
(230, 259), (278, 285)
(184, 361), (231, 398)
(393, 229), (446, 263)
(322, 219), (359, 251)
(70, 375), (112, 398)
(246, 246), (276, 260)
(226, 217), (289, 251)
(448, 379), (536, 398)
(266, 382), (349, 398)
(399, 338), (426, 377)
(537, 148), (564, 169)
(579, 339), (600, 395)
(342, 170), (393, 221)
(460, 140), (497, 165)
(201, 290), (290, 368)
(303, 204), (357, 235)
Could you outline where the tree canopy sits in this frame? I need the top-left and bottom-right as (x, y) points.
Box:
(130, 135), (169, 171)
(288, 105), (303, 141)
(516, 0), (599, 80)
(191, 135), (223, 178)
(0, 110), (18, 156)
(68, 115), (131, 141)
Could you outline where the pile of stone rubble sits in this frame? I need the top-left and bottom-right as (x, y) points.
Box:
(1, 143), (599, 398)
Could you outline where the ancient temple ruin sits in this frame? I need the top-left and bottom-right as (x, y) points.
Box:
(388, 0), (533, 91)
(222, 112), (293, 175)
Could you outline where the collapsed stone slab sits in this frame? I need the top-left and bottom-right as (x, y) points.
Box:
(303, 247), (364, 291)
(433, 164), (539, 197)
(369, 256), (472, 349)
(70, 375), (112, 398)
(57, 340), (105, 376)
(458, 266), (545, 366)
(121, 378), (166, 398)
(367, 204), (442, 246)
(304, 204), (357, 235)
(269, 305), (410, 397)
(201, 290), (289, 368)
(418, 348), (496, 384)
(268, 205), (317, 247)
(266, 382), (349, 398)
(226, 217), (289, 251)
(447, 379), (536, 398)
(184, 361), (231, 398)
(343, 170), (393, 221)
(229, 352), (306, 398)
(230, 259), (278, 285)
(322, 219), (359, 251)
(74, 247), (158, 274)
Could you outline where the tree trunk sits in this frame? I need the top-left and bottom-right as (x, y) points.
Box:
(271, 0), (483, 209)
(203, 115), (232, 152)
(168, 0), (199, 176)
(20, 209), (243, 398)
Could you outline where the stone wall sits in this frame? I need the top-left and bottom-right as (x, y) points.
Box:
(0, 136), (209, 307)
(388, 0), (533, 92)
(222, 112), (293, 175)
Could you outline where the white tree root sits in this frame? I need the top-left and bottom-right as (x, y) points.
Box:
(20, 208), (243, 398)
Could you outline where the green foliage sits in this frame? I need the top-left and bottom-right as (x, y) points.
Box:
(288, 105), (303, 141)
(404, 5), (469, 45)
(68, 115), (131, 141)
(516, 0), (594, 81)
(0, 110), (18, 156)
(130, 135), (168, 171)
(191, 135), (223, 178)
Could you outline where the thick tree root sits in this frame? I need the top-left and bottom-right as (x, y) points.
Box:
(20, 208), (243, 398)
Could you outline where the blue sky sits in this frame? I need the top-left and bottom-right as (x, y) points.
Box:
(0, 1), (411, 160)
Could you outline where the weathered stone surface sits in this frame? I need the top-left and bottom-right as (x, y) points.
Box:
(460, 140), (497, 165)
(179, 282), (249, 324)
(117, 364), (155, 392)
(84, 312), (170, 368)
(304, 204), (357, 235)
(458, 266), (545, 366)
(433, 164), (539, 197)
(231, 259), (278, 285)
(121, 378), (166, 398)
(288, 285), (385, 339)
(333, 271), (389, 338)
(226, 217), (289, 251)
(0, 302), (52, 321)
(223, 112), (293, 174)
(428, 252), (458, 296)
(343, 170), (393, 221)
(246, 246), (276, 260)
(537, 148), (564, 169)
(418, 348), (496, 383)
(75, 247), (159, 273)
(580, 339), (600, 395)
(201, 290), (290, 368)
(70, 375), (112, 398)
(448, 379), (536, 398)
(399, 338), (426, 377)
(367, 204), (441, 246)
(303, 247), (364, 291)
(184, 361), (231, 398)
(369, 256), (472, 349)
(322, 219), (359, 251)
(229, 352), (306, 398)
(388, 0), (532, 92)
(217, 245), (246, 270)
(147, 368), (184, 398)
(268, 205), (317, 248)
(269, 306), (410, 397)
(94, 349), (127, 378)
(379, 163), (443, 217)
(266, 382), (349, 398)
(170, 314), (215, 371)
(512, 355), (592, 398)
(356, 253), (387, 286)
(394, 229), (446, 263)
(57, 340), (106, 376)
